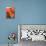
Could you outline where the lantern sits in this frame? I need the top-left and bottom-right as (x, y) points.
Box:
(6, 7), (15, 19)
(8, 32), (16, 46)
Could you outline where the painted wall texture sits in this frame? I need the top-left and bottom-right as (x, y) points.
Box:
(0, 0), (46, 44)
